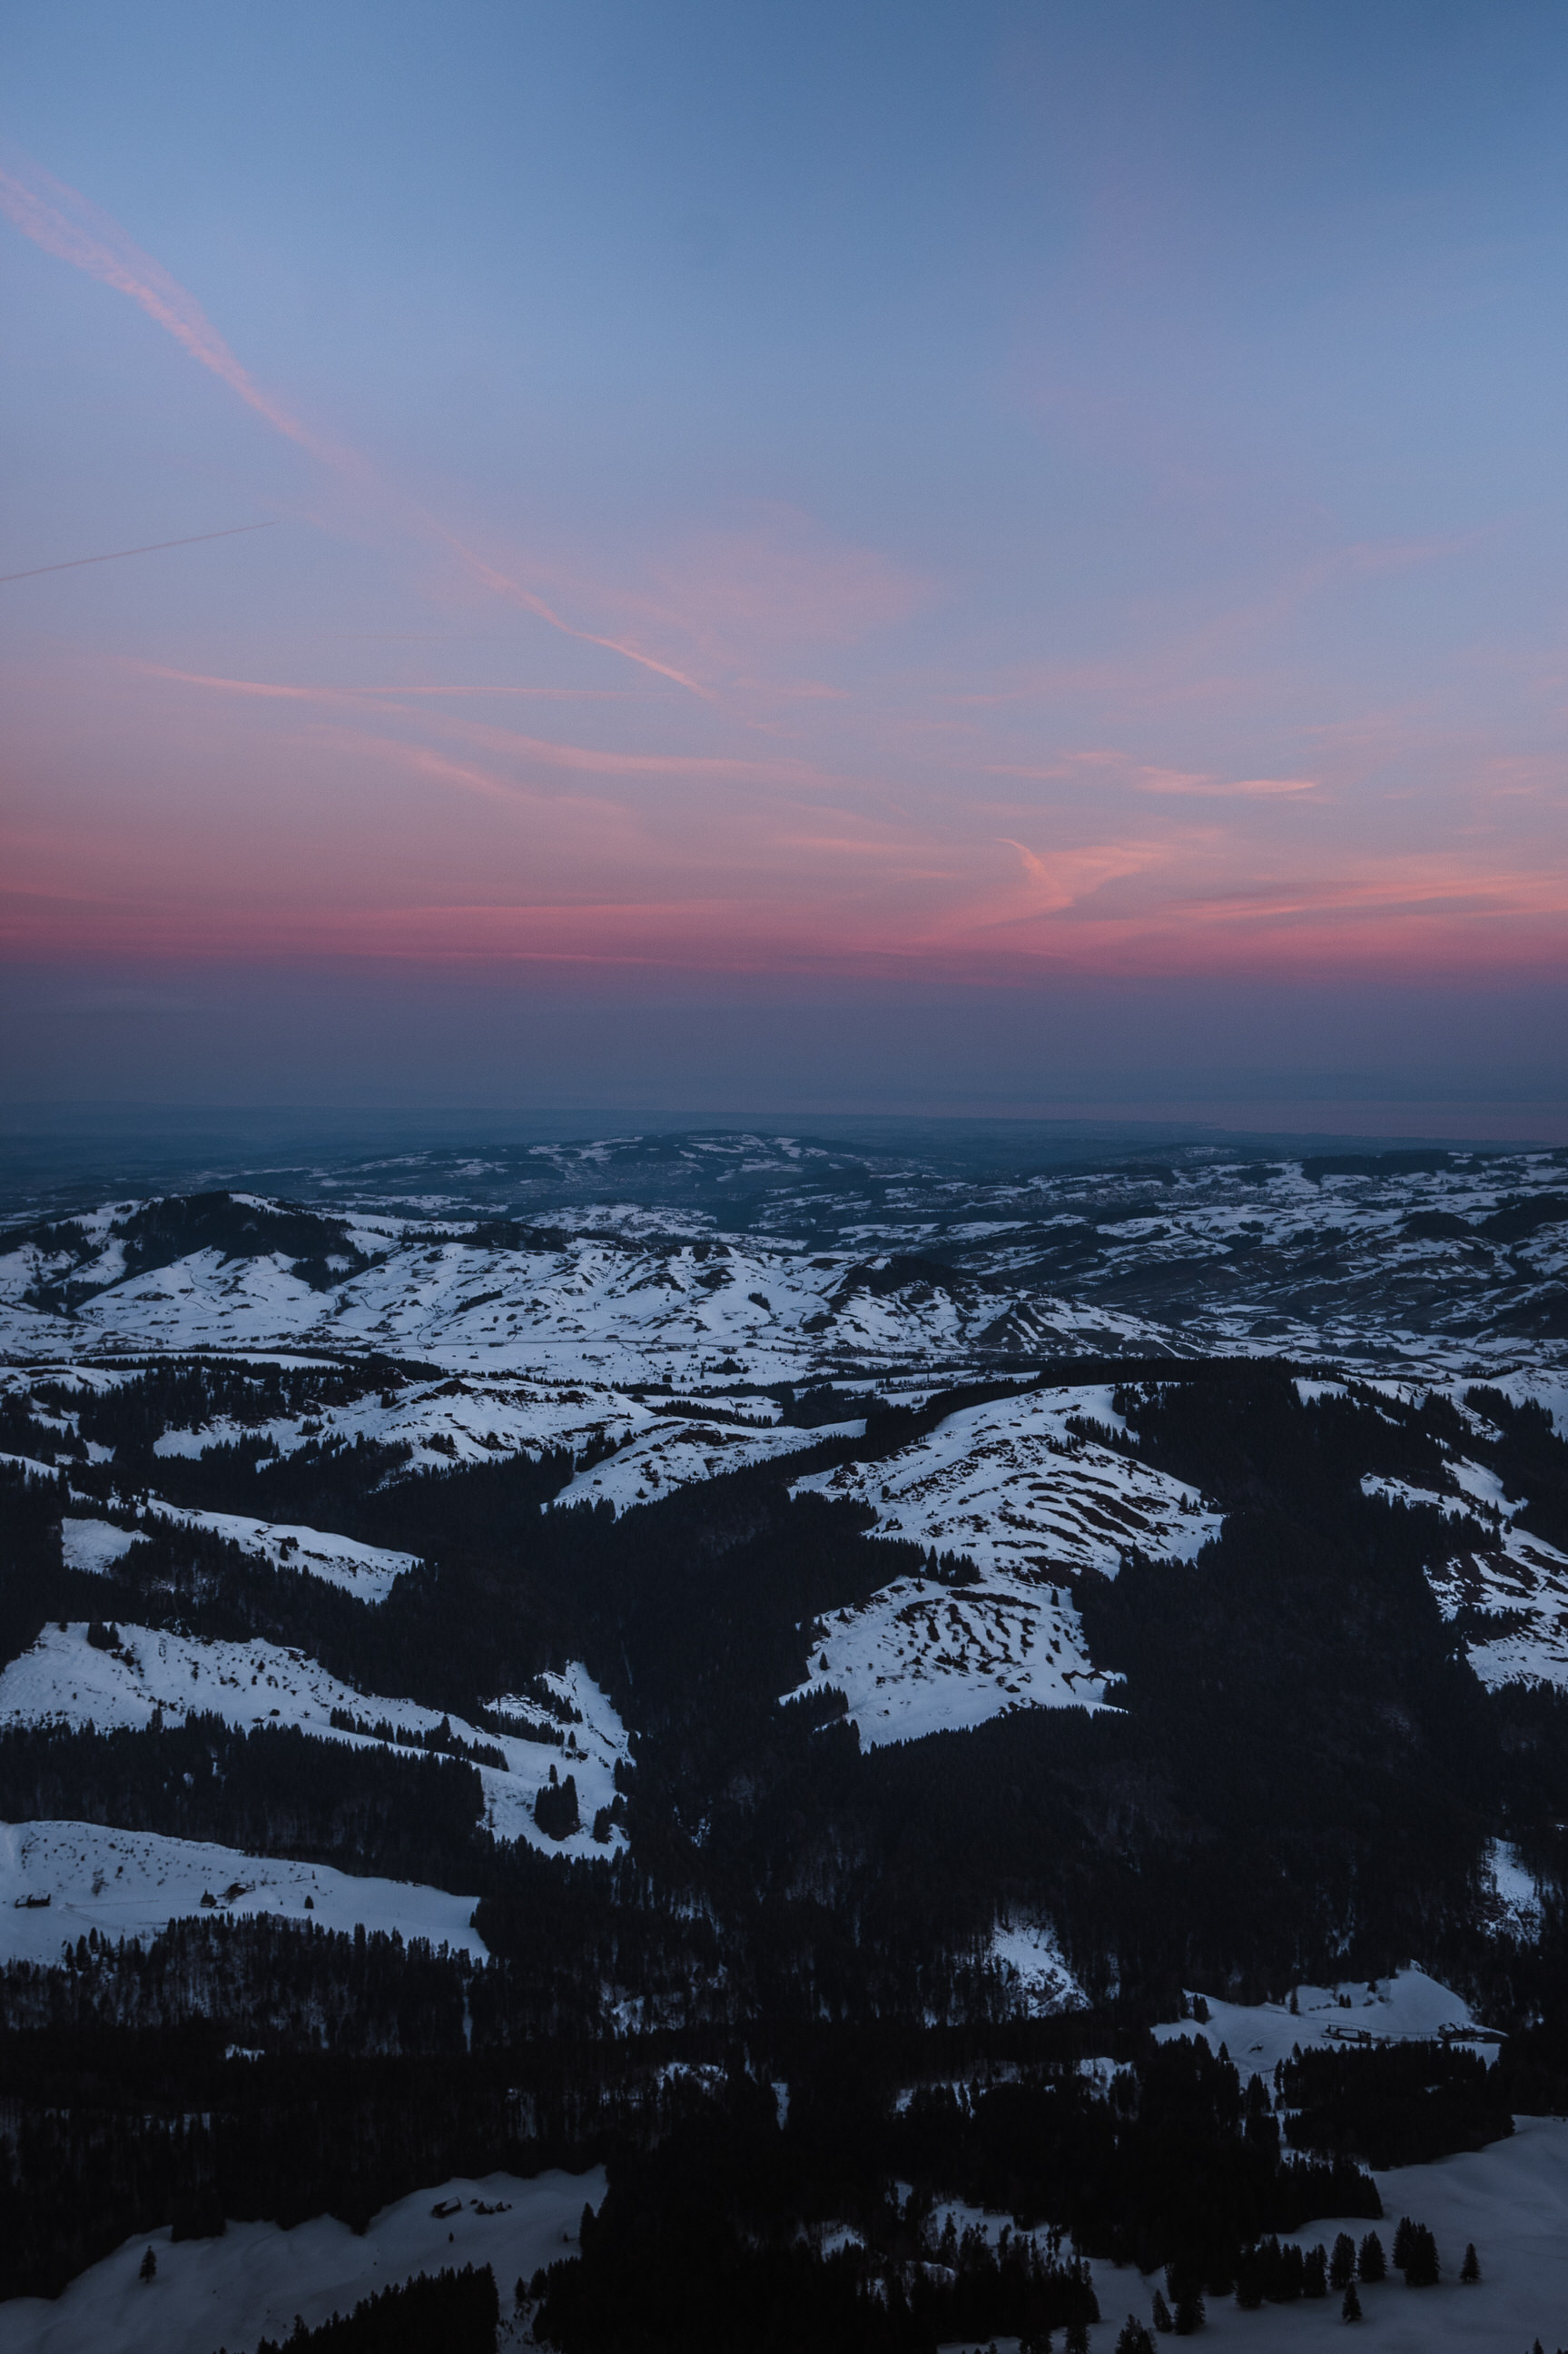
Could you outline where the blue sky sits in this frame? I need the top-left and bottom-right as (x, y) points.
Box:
(4, 2), (1566, 1128)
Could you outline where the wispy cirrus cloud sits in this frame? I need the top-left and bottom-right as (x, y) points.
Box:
(982, 756), (1317, 798)
(130, 665), (823, 784)
(1135, 770), (1318, 798)
(0, 148), (940, 716)
(0, 145), (715, 697)
(0, 149), (341, 464)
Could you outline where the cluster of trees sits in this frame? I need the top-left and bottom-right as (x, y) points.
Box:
(1278, 2039), (1514, 2168)
(0, 1920), (1388, 2314)
(0, 1716), (487, 1889)
(1390, 2215), (1441, 2285)
(326, 1706), (507, 1772)
(536, 2203), (1100, 2354)
(534, 1768), (580, 1840)
(250, 2264), (499, 2353)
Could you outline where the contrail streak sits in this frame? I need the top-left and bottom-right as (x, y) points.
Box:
(0, 520), (279, 586)
(0, 153), (334, 460)
(0, 145), (709, 697)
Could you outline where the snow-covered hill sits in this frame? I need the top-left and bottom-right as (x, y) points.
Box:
(5, 1136), (1563, 1380)
(0, 1626), (629, 1859)
(0, 1819), (485, 1965)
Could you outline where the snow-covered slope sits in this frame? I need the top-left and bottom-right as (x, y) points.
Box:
(794, 1385), (1221, 1580)
(60, 1518), (148, 1577)
(0, 2167), (604, 2354)
(0, 1820), (485, 1964)
(550, 1411), (861, 1512)
(152, 1369), (648, 1474)
(0, 1626), (629, 1859)
(1083, 2114), (1568, 2349)
(64, 1505), (416, 1605)
(151, 1504), (416, 1604)
(787, 1570), (1112, 1745)
(0, 1224), (1164, 1380)
(1154, 1966), (1501, 2083)
(1364, 1467), (1568, 1690)
(782, 1385), (1222, 1746)
(6, 1141), (1568, 1379)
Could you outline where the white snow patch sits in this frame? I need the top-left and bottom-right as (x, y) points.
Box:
(139, 1501), (417, 1605)
(783, 1386), (1220, 1746)
(793, 1386), (1221, 1583)
(0, 1624), (631, 1860)
(0, 1821), (485, 1963)
(1484, 1837), (1544, 1941)
(1368, 1471), (1568, 1690)
(988, 1920), (1088, 2015)
(0, 2166), (603, 2354)
(786, 1573), (1113, 1746)
(60, 1518), (147, 1577)
(552, 1415), (860, 1513)
(1154, 1967), (1500, 2083)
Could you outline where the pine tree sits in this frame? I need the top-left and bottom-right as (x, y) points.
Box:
(1064, 2324), (1089, 2354)
(139, 2247), (157, 2284)
(1151, 2287), (1174, 2332)
(1116, 2322), (1157, 2354)
(1391, 2218), (1413, 2270)
(1341, 2278), (1362, 2322)
(1304, 2245), (1328, 2298)
(1403, 2225), (1439, 2287)
(1460, 2241), (1480, 2283)
(1329, 2233), (1356, 2291)
(1357, 2232), (1386, 2284)
(1172, 2287), (1205, 2333)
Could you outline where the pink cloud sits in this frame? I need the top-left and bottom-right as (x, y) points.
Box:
(1136, 772), (1318, 798)
(0, 149), (341, 465)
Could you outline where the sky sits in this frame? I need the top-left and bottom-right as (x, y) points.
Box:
(3, 0), (1567, 1132)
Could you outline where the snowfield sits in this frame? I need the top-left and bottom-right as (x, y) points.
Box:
(550, 1411), (862, 1513)
(782, 1386), (1223, 1746)
(0, 1626), (631, 1860)
(988, 1920), (1089, 2015)
(1083, 2114), (1568, 2348)
(0, 1820), (485, 1964)
(0, 2166), (605, 2354)
(786, 1570), (1113, 1744)
(65, 1504), (417, 1606)
(145, 1503), (417, 1605)
(59, 1518), (148, 1577)
(1152, 1968), (1503, 2083)
(793, 1386), (1222, 1581)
